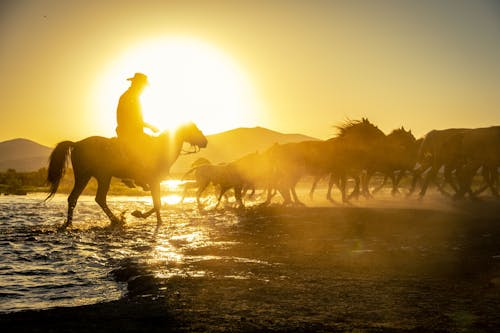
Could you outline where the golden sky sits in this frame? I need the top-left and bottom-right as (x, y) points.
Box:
(1, 0), (499, 146)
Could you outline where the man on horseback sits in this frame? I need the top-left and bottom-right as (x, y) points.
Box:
(116, 72), (159, 190)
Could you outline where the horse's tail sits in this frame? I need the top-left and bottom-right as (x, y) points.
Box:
(45, 141), (74, 201)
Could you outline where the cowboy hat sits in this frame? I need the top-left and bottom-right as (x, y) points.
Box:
(127, 72), (148, 84)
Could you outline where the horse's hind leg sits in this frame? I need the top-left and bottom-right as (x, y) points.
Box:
(407, 165), (426, 197)
(291, 184), (305, 206)
(234, 186), (244, 208)
(309, 175), (322, 200)
(372, 175), (388, 194)
(326, 173), (340, 203)
(62, 174), (91, 230)
(214, 186), (229, 209)
(95, 176), (122, 227)
(196, 182), (209, 208)
(419, 165), (438, 198)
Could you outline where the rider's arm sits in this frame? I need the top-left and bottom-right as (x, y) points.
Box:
(143, 122), (159, 133)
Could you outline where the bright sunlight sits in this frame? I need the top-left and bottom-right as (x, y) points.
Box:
(92, 36), (263, 135)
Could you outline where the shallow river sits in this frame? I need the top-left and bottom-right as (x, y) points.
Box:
(0, 192), (251, 312)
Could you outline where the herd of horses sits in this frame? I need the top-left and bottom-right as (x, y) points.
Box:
(180, 119), (500, 209)
(45, 119), (499, 230)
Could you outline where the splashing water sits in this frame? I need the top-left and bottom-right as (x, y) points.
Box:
(0, 192), (263, 313)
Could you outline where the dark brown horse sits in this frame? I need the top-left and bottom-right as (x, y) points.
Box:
(308, 118), (386, 203)
(46, 122), (207, 230)
(455, 126), (500, 198)
(364, 127), (418, 196)
(408, 128), (470, 198)
(267, 118), (385, 205)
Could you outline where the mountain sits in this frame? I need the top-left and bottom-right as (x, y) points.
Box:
(0, 139), (52, 172)
(0, 127), (319, 173)
(171, 126), (319, 174)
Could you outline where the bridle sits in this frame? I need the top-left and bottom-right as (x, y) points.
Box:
(181, 144), (200, 155)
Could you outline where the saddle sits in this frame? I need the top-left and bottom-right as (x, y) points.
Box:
(114, 134), (156, 191)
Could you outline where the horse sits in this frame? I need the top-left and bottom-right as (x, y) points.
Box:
(408, 128), (470, 198)
(364, 127), (418, 196)
(228, 151), (275, 200)
(262, 140), (327, 206)
(268, 118), (385, 205)
(181, 162), (245, 209)
(308, 118), (386, 203)
(46, 122), (207, 230)
(180, 150), (279, 208)
(454, 126), (500, 198)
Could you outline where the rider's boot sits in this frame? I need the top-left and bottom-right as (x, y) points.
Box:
(121, 179), (136, 188)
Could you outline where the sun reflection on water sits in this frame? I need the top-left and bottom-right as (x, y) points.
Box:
(0, 193), (272, 312)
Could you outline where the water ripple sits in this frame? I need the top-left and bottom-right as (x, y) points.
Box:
(0, 193), (258, 313)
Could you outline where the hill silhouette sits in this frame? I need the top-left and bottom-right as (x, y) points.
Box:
(171, 126), (319, 173)
(0, 138), (52, 172)
(0, 127), (318, 173)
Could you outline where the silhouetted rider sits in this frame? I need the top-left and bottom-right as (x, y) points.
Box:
(116, 73), (158, 190)
(116, 72), (158, 138)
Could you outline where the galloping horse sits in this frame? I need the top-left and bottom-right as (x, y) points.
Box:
(408, 128), (470, 198)
(365, 127), (418, 196)
(283, 118), (386, 204)
(455, 126), (500, 198)
(314, 118), (386, 202)
(264, 140), (326, 206)
(46, 122), (207, 230)
(181, 163), (245, 209)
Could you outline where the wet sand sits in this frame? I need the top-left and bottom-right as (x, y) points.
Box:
(2, 197), (500, 332)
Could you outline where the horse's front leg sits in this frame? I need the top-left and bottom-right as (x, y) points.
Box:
(309, 175), (322, 200)
(151, 182), (163, 227)
(132, 182), (163, 227)
(234, 186), (245, 208)
(95, 176), (123, 228)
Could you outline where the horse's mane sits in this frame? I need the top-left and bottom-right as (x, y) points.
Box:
(334, 117), (383, 139)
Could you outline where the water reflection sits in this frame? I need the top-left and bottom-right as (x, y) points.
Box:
(0, 192), (268, 312)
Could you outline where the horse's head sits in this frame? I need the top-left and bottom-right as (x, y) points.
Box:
(176, 122), (208, 149)
(387, 126), (416, 147)
(336, 118), (385, 143)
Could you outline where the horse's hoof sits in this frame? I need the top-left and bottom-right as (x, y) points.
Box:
(131, 210), (144, 218)
(109, 222), (125, 230)
(57, 225), (68, 232)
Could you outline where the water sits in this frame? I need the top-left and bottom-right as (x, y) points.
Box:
(0, 192), (256, 313)
(1, 186), (467, 314)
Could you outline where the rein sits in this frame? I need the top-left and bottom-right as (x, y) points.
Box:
(181, 144), (200, 155)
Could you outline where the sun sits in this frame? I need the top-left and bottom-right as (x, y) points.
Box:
(92, 36), (263, 136)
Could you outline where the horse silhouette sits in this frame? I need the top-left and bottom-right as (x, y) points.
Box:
(266, 118), (386, 205)
(181, 162), (245, 209)
(455, 126), (500, 198)
(364, 127), (418, 196)
(307, 118), (386, 203)
(263, 140), (341, 205)
(408, 128), (470, 198)
(230, 151), (277, 203)
(46, 122), (207, 230)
